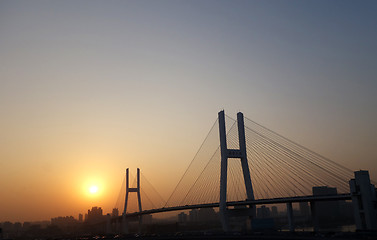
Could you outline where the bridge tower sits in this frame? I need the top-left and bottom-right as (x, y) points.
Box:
(218, 110), (255, 231)
(122, 168), (142, 233)
(349, 170), (377, 230)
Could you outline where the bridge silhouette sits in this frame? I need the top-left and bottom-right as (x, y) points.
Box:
(108, 111), (376, 233)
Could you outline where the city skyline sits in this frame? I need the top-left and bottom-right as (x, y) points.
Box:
(1, 0), (377, 223)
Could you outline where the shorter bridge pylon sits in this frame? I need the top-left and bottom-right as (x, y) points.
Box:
(122, 168), (143, 234)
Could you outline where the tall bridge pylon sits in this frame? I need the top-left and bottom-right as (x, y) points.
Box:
(218, 110), (255, 231)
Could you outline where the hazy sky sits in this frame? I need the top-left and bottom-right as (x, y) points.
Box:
(1, 0), (376, 222)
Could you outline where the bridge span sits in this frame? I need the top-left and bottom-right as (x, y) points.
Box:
(111, 111), (377, 233)
(123, 193), (352, 217)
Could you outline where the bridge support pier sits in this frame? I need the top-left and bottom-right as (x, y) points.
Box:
(310, 201), (319, 232)
(218, 111), (255, 232)
(114, 218), (119, 234)
(121, 215), (128, 234)
(286, 202), (294, 232)
(106, 214), (112, 234)
(349, 170), (377, 231)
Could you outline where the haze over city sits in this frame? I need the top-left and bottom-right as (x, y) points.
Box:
(1, 0), (376, 224)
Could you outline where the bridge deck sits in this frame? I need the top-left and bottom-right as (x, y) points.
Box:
(118, 193), (352, 219)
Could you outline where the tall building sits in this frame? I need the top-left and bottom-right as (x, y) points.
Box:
(198, 208), (218, 222)
(189, 209), (198, 222)
(178, 212), (188, 223)
(299, 202), (310, 217)
(257, 205), (271, 218)
(312, 186), (339, 224)
(112, 208), (119, 217)
(87, 206), (104, 223)
(271, 206), (278, 217)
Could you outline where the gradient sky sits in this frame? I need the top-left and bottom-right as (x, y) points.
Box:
(1, 0), (376, 222)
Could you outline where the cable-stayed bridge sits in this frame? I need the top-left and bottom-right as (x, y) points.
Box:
(109, 111), (376, 233)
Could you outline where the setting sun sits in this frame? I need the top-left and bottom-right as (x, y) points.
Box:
(82, 176), (107, 200)
(89, 185), (99, 194)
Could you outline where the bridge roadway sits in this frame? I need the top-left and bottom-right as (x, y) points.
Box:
(116, 193), (352, 220)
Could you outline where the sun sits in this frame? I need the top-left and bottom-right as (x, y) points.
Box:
(89, 185), (99, 194)
(83, 177), (104, 198)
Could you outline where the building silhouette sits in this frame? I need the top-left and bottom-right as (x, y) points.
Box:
(197, 208), (218, 222)
(299, 202), (310, 217)
(257, 205), (271, 218)
(51, 216), (77, 230)
(312, 186), (339, 224)
(271, 206), (278, 217)
(87, 207), (104, 223)
(189, 209), (198, 222)
(178, 212), (188, 223)
(112, 208), (119, 217)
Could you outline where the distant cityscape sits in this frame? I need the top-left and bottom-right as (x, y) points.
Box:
(0, 185), (356, 239)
